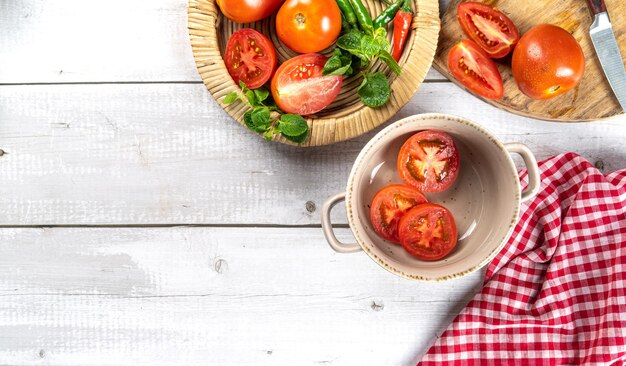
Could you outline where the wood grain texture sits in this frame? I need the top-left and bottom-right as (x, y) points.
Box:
(432, 0), (626, 121)
(0, 1), (624, 365)
(188, 0), (441, 146)
(0, 227), (483, 365)
(0, 0), (446, 84)
(2, 83), (626, 226)
(586, 0), (607, 15)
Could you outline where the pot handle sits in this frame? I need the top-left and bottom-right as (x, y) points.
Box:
(321, 192), (362, 253)
(505, 143), (540, 202)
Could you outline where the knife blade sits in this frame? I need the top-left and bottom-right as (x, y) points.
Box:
(587, 0), (626, 111)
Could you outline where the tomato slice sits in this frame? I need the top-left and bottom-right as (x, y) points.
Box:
(447, 39), (504, 100)
(457, 2), (520, 59)
(397, 130), (460, 193)
(270, 53), (342, 115)
(370, 185), (428, 244)
(224, 28), (277, 90)
(398, 203), (458, 261)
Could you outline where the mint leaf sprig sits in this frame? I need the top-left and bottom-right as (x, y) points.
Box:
(323, 28), (401, 108)
(223, 81), (309, 143)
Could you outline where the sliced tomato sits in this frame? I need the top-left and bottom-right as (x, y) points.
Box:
(224, 28), (277, 89)
(398, 203), (458, 261)
(270, 53), (342, 115)
(370, 185), (428, 244)
(397, 130), (460, 193)
(457, 2), (519, 59)
(447, 39), (504, 100)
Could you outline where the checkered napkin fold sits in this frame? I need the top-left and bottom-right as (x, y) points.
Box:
(419, 153), (626, 365)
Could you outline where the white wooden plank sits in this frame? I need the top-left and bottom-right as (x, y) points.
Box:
(0, 0), (446, 84)
(0, 227), (484, 365)
(2, 82), (625, 226)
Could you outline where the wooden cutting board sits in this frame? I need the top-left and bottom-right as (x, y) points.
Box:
(432, 0), (626, 121)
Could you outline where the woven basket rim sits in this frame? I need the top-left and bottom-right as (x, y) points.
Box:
(188, 0), (440, 146)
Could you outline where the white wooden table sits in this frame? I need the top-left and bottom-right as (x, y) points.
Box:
(1, 1), (625, 365)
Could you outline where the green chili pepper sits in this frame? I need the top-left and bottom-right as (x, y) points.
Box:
(348, 0), (374, 33)
(373, 0), (402, 29)
(336, 0), (358, 29)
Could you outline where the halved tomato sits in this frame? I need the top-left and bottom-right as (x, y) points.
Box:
(370, 185), (428, 244)
(271, 53), (342, 115)
(224, 28), (277, 89)
(447, 39), (504, 100)
(457, 2), (520, 59)
(397, 130), (460, 193)
(398, 203), (458, 261)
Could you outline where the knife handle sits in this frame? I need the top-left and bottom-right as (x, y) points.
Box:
(586, 0), (607, 15)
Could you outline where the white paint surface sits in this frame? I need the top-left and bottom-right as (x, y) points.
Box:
(0, 0), (624, 364)
(0, 227), (484, 365)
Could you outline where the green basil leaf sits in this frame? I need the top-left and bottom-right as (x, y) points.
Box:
(239, 80), (248, 91)
(373, 27), (388, 42)
(325, 48), (355, 76)
(375, 34), (391, 53)
(361, 34), (381, 57)
(245, 90), (258, 106)
(251, 107), (271, 132)
(378, 49), (402, 75)
(243, 111), (255, 131)
(349, 56), (362, 76)
(325, 64), (352, 76)
(253, 88), (269, 103)
(283, 130), (308, 143)
(223, 91), (239, 105)
(323, 51), (344, 76)
(358, 72), (391, 107)
(336, 30), (364, 56)
(277, 114), (308, 137)
(339, 53), (352, 66)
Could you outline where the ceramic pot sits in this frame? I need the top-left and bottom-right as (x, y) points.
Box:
(321, 113), (540, 281)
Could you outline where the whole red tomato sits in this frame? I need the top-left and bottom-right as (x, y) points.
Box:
(216, 0), (284, 23)
(276, 0), (342, 53)
(512, 24), (585, 100)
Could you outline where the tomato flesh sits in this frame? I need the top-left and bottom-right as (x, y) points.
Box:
(276, 0), (342, 53)
(512, 24), (585, 100)
(216, 0), (284, 23)
(271, 53), (342, 115)
(398, 204), (458, 261)
(370, 185), (428, 243)
(447, 39), (504, 100)
(397, 130), (460, 193)
(457, 2), (519, 59)
(225, 28), (277, 89)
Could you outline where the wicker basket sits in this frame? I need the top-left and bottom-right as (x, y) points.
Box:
(188, 0), (440, 146)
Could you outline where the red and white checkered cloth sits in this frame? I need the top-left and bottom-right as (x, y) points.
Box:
(419, 152), (626, 365)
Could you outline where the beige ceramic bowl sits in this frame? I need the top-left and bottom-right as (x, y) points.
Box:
(322, 113), (540, 281)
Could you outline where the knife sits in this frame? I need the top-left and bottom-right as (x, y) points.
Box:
(586, 0), (626, 111)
